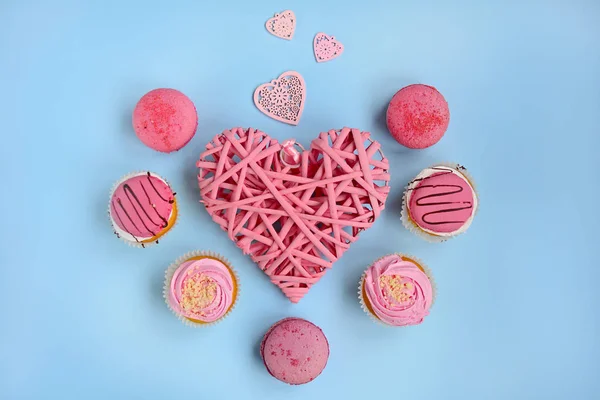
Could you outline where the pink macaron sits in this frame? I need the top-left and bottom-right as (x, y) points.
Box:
(132, 88), (198, 153)
(260, 318), (329, 385)
(386, 84), (450, 149)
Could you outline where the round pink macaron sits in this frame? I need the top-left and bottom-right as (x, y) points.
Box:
(386, 84), (450, 149)
(260, 318), (329, 385)
(132, 88), (198, 153)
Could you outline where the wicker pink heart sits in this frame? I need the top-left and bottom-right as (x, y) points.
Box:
(197, 127), (390, 303)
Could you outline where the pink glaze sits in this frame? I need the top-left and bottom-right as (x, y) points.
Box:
(408, 168), (475, 234)
(133, 88), (198, 153)
(386, 84), (449, 149)
(110, 173), (174, 240)
(260, 318), (329, 385)
(168, 257), (234, 323)
(364, 254), (433, 326)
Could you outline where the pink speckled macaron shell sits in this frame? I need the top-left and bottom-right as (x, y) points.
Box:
(386, 84), (450, 149)
(132, 88), (198, 153)
(260, 318), (329, 385)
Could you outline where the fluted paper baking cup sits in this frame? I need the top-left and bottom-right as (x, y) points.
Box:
(401, 162), (478, 243)
(163, 250), (240, 328)
(358, 253), (436, 327)
(108, 171), (179, 248)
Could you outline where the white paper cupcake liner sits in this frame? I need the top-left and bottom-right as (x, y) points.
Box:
(400, 162), (479, 243)
(163, 250), (240, 328)
(107, 171), (179, 248)
(358, 253), (437, 327)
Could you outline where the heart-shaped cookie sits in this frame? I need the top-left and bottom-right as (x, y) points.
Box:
(265, 10), (296, 40)
(197, 127), (390, 302)
(314, 33), (344, 63)
(253, 71), (305, 126)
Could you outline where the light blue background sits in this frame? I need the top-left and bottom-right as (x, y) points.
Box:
(1, 0), (599, 399)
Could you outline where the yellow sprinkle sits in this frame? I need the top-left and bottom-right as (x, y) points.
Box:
(379, 275), (412, 303)
(180, 274), (218, 313)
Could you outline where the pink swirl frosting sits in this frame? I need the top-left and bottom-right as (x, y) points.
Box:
(364, 254), (433, 326)
(168, 257), (235, 323)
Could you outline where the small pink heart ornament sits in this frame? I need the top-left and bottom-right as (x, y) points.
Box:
(253, 71), (306, 126)
(314, 32), (344, 63)
(265, 10), (296, 40)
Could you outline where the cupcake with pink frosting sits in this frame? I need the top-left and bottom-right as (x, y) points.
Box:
(401, 163), (478, 242)
(359, 254), (435, 327)
(108, 171), (178, 248)
(164, 251), (239, 327)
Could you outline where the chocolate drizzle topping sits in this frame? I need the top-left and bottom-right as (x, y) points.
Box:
(408, 167), (473, 226)
(111, 173), (174, 243)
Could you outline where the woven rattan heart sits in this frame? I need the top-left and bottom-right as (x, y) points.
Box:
(197, 127), (390, 302)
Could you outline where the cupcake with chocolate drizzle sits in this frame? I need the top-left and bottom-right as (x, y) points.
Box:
(401, 163), (478, 242)
(108, 171), (178, 248)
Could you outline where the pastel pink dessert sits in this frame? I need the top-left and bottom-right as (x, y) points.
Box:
(133, 88), (198, 153)
(260, 318), (329, 385)
(109, 172), (177, 247)
(404, 165), (477, 239)
(165, 255), (237, 325)
(361, 254), (434, 327)
(386, 84), (450, 149)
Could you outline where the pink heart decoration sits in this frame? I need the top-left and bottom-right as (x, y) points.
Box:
(314, 33), (344, 63)
(253, 71), (305, 126)
(265, 10), (296, 40)
(197, 127), (390, 303)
